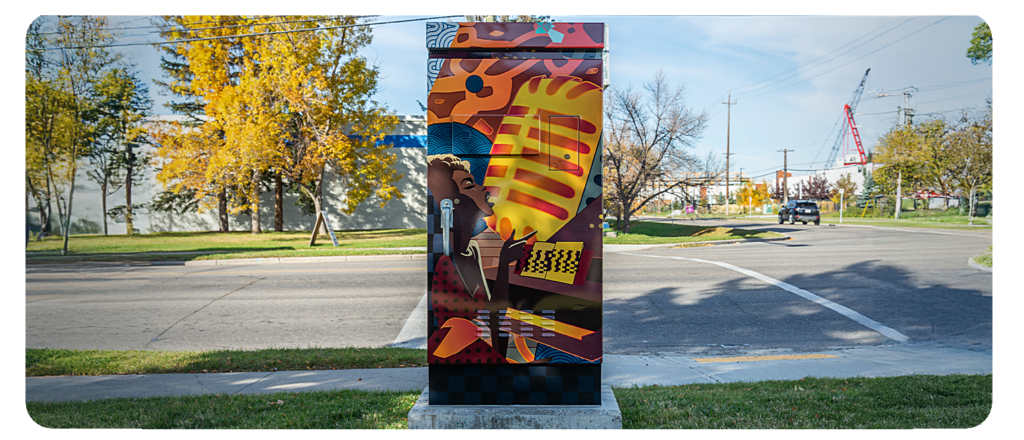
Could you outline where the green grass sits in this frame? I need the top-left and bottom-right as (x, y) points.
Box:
(25, 229), (426, 263)
(26, 375), (991, 429)
(820, 208), (991, 226)
(26, 347), (427, 377)
(27, 389), (419, 429)
(618, 375), (991, 429)
(605, 221), (782, 245)
(974, 250), (991, 268)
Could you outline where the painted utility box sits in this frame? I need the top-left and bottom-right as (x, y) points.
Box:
(425, 22), (605, 405)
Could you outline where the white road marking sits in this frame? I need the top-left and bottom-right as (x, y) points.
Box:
(622, 252), (911, 343)
(391, 292), (428, 349)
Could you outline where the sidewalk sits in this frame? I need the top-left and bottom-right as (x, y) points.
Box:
(26, 343), (991, 402)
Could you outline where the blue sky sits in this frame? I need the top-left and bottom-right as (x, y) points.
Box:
(93, 13), (993, 184)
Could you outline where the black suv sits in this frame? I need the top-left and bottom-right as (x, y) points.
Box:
(779, 200), (820, 225)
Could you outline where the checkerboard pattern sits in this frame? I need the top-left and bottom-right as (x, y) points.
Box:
(519, 241), (584, 284)
(429, 364), (601, 405)
(427, 194), (442, 274)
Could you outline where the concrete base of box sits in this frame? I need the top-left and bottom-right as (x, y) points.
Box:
(407, 385), (622, 429)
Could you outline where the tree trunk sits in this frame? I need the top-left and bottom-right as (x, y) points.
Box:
(968, 186), (976, 226)
(274, 173), (283, 232)
(125, 145), (134, 236)
(218, 187), (229, 232)
(894, 171), (902, 220)
(61, 160), (78, 256)
(315, 173), (327, 234)
(251, 170), (261, 235)
(101, 180), (108, 235)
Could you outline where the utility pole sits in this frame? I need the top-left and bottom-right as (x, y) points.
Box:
(723, 91), (737, 216)
(778, 149), (794, 204)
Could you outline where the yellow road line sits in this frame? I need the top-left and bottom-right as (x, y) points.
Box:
(145, 267), (421, 275)
(692, 354), (837, 363)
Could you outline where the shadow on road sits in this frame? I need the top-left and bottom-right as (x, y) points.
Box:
(602, 257), (992, 354)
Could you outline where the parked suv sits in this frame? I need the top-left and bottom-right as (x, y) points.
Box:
(779, 200), (821, 225)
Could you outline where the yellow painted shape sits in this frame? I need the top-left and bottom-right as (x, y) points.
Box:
(520, 241), (554, 279)
(692, 354), (838, 363)
(483, 76), (603, 242)
(545, 242), (583, 284)
(506, 308), (594, 341)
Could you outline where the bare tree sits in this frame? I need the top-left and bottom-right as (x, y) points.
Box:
(603, 71), (708, 232)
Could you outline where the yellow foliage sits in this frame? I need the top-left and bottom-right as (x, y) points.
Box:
(153, 16), (401, 216)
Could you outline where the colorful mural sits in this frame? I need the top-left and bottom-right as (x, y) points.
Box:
(427, 22), (604, 405)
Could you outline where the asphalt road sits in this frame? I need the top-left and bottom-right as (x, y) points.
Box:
(603, 218), (992, 355)
(25, 220), (992, 356)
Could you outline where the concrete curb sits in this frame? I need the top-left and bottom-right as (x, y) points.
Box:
(26, 254), (428, 267)
(966, 255), (1024, 274)
(604, 236), (790, 253)
(183, 253), (427, 266)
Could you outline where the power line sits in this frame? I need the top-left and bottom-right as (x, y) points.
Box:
(150, 16), (370, 36)
(809, 110), (846, 167)
(31, 15), (293, 36)
(34, 16), (462, 51)
(733, 17), (913, 99)
(730, 18), (903, 95)
(738, 17), (950, 100)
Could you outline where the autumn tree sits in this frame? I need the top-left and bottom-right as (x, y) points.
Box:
(154, 15), (401, 234)
(25, 16), (122, 254)
(830, 173), (857, 207)
(950, 105), (992, 224)
(735, 179), (769, 213)
(150, 15), (234, 232)
(604, 71), (708, 232)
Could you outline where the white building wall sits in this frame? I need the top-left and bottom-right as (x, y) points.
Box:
(29, 115), (428, 235)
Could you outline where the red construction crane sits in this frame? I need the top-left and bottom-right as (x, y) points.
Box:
(841, 103), (867, 165)
(825, 68), (870, 167)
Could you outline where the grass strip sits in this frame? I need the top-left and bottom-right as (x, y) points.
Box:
(605, 221), (782, 245)
(25, 248), (426, 264)
(26, 229), (427, 255)
(617, 375), (991, 429)
(27, 389), (419, 429)
(26, 375), (991, 429)
(26, 348), (427, 377)
(974, 246), (993, 267)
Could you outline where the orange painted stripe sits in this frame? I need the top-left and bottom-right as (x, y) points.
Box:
(566, 81), (601, 100)
(528, 77), (543, 94)
(545, 76), (575, 95)
(521, 147), (585, 177)
(514, 335), (535, 362)
(498, 124), (521, 135)
(473, 119), (494, 136)
(549, 115), (597, 135)
(513, 168), (576, 198)
(527, 127), (590, 155)
(486, 165), (509, 178)
(506, 189), (569, 220)
(508, 105), (531, 116)
(490, 144), (514, 155)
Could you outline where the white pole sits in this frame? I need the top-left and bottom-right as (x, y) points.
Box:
(839, 189), (845, 224)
